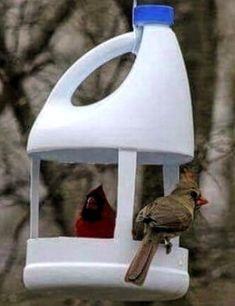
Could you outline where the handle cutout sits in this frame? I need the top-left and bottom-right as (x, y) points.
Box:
(72, 53), (135, 106)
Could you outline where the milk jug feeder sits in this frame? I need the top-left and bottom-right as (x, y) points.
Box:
(24, 3), (194, 301)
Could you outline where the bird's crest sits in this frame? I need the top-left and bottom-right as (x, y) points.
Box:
(182, 168), (196, 181)
(178, 168), (198, 189)
(87, 184), (105, 198)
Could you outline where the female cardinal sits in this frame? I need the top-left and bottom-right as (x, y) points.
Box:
(74, 185), (116, 238)
(125, 170), (208, 286)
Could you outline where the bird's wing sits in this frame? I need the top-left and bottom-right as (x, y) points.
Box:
(139, 197), (192, 233)
(135, 199), (160, 223)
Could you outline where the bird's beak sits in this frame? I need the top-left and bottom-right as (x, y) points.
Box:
(196, 196), (209, 206)
(86, 197), (98, 210)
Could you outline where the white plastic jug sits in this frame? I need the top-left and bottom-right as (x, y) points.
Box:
(27, 5), (193, 165)
(24, 5), (193, 301)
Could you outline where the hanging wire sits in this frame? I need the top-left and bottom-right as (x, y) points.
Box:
(132, 0), (142, 54)
(132, 0), (137, 31)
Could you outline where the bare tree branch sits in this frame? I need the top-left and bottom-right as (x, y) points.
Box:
(0, 2), (9, 54)
(22, 0), (77, 64)
(24, 52), (54, 75)
(14, 0), (29, 56)
(114, 0), (132, 29)
(0, 210), (29, 289)
(4, 78), (34, 138)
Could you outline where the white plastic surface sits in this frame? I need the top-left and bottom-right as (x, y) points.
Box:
(25, 23), (193, 300)
(24, 238), (189, 301)
(30, 159), (40, 238)
(115, 150), (137, 240)
(25, 152), (189, 300)
(27, 25), (193, 165)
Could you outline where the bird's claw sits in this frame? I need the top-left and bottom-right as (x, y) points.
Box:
(164, 239), (172, 254)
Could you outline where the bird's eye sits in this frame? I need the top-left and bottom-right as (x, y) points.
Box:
(190, 191), (198, 200)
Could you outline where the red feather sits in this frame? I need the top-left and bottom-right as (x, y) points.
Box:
(74, 185), (116, 238)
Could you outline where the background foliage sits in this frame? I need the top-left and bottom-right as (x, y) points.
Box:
(0, 0), (234, 305)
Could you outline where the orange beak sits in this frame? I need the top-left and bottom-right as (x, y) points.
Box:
(196, 196), (209, 206)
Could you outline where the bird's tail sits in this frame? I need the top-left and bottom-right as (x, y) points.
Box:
(125, 235), (161, 286)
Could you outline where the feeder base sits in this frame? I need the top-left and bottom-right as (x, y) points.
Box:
(24, 237), (189, 301)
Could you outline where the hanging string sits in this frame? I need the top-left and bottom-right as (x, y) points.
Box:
(132, 0), (137, 31)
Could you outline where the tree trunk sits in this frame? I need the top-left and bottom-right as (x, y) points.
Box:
(200, 0), (235, 226)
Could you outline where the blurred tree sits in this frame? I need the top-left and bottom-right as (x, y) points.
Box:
(0, 1), (234, 306)
(201, 0), (235, 226)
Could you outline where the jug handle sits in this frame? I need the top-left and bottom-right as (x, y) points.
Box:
(47, 32), (136, 105)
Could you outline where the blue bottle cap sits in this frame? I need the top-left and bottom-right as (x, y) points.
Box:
(134, 5), (174, 27)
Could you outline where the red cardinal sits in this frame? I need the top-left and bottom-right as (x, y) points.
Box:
(74, 185), (116, 238)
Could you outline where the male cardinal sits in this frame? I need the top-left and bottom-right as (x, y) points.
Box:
(74, 185), (116, 238)
(125, 170), (208, 286)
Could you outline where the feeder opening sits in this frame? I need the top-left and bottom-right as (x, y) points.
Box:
(72, 53), (135, 106)
(132, 165), (164, 241)
(36, 160), (120, 240)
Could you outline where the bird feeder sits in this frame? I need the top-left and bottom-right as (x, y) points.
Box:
(24, 3), (194, 301)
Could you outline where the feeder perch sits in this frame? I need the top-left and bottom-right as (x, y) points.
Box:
(24, 4), (193, 301)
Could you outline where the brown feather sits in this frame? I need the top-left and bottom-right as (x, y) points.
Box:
(140, 197), (193, 232)
(125, 234), (161, 285)
(125, 174), (206, 286)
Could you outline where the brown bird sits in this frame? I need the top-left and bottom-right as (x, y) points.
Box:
(125, 170), (208, 286)
(74, 185), (116, 238)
